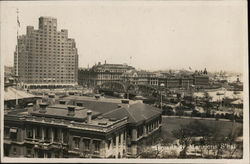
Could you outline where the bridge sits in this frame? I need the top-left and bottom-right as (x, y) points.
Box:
(96, 81), (159, 98)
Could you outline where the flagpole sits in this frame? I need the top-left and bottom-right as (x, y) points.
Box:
(15, 8), (19, 106)
(16, 8), (19, 77)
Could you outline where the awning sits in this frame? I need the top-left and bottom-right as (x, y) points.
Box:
(4, 87), (36, 101)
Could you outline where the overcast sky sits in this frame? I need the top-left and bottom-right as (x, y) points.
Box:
(0, 1), (247, 73)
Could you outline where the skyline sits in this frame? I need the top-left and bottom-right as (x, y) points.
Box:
(1, 1), (247, 73)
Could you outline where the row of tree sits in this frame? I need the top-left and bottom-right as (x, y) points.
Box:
(162, 106), (243, 123)
(140, 120), (243, 159)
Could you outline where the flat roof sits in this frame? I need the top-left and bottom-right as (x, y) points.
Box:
(61, 96), (141, 115)
(30, 104), (100, 121)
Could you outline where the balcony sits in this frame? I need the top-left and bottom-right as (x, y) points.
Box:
(25, 138), (40, 144)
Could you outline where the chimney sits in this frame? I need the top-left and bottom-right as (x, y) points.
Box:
(48, 93), (56, 105)
(59, 100), (66, 105)
(36, 98), (42, 105)
(27, 103), (34, 115)
(39, 103), (48, 113)
(67, 106), (76, 116)
(87, 110), (92, 124)
(94, 94), (101, 100)
(8, 78), (14, 85)
(121, 99), (129, 104)
(120, 99), (130, 107)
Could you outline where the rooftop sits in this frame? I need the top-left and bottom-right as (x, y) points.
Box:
(103, 102), (162, 125)
(61, 95), (140, 114)
(30, 104), (100, 122)
(39, 16), (57, 20)
(4, 87), (37, 101)
(4, 113), (128, 133)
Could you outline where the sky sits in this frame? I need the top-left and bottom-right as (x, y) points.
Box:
(0, 1), (247, 73)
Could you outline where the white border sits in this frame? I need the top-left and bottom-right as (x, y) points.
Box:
(0, 0), (249, 163)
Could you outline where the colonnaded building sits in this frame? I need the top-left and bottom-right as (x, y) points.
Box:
(14, 17), (78, 89)
(4, 95), (162, 158)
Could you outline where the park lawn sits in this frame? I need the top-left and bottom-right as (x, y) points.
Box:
(161, 116), (243, 139)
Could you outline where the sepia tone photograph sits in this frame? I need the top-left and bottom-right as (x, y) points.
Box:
(0, 0), (249, 163)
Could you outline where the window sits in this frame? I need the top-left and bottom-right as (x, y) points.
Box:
(83, 139), (90, 150)
(93, 140), (100, 152)
(47, 152), (51, 158)
(13, 147), (17, 155)
(118, 134), (121, 144)
(4, 128), (10, 138)
(113, 136), (116, 146)
(54, 128), (59, 142)
(107, 139), (111, 149)
(26, 148), (32, 156)
(76, 103), (83, 107)
(10, 128), (18, 140)
(123, 131), (126, 140)
(55, 152), (59, 158)
(35, 127), (40, 139)
(73, 137), (80, 149)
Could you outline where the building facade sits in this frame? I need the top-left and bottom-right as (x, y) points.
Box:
(59, 96), (162, 157)
(121, 70), (159, 86)
(14, 17), (78, 89)
(4, 95), (162, 158)
(194, 75), (210, 87)
(78, 62), (135, 87)
(4, 104), (127, 158)
(79, 64), (209, 90)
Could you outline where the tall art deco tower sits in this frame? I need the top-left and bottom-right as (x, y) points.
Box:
(14, 17), (78, 88)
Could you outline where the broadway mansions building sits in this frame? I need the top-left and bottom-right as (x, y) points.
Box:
(14, 17), (78, 89)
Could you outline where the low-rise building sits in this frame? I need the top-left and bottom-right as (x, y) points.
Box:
(4, 103), (128, 158)
(4, 95), (162, 158)
(194, 75), (209, 86)
(121, 70), (158, 86)
(78, 62), (135, 87)
(79, 63), (209, 90)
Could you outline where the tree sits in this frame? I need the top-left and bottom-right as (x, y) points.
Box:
(139, 146), (162, 158)
(215, 114), (221, 120)
(176, 110), (184, 116)
(204, 131), (226, 158)
(161, 150), (178, 158)
(224, 127), (243, 158)
(229, 114), (235, 122)
(172, 120), (215, 158)
(163, 106), (175, 116)
(161, 135), (175, 147)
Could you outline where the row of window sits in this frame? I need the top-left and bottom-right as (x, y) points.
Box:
(26, 80), (75, 83)
(34, 32), (66, 37)
(73, 137), (100, 152)
(30, 51), (75, 54)
(20, 67), (76, 71)
(26, 127), (67, 143)
(28, 44), (73, 48)
(27, 55), (76, 59)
